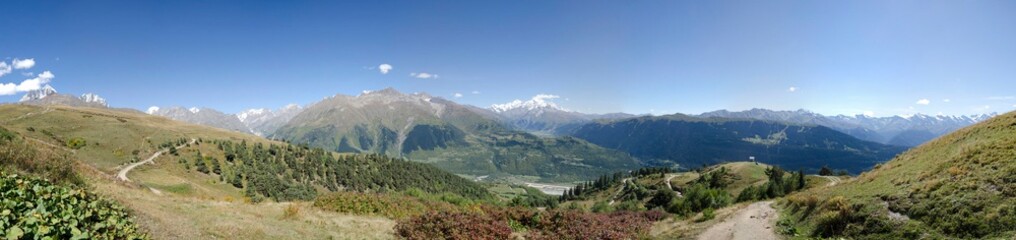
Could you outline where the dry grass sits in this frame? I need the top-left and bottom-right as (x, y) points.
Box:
(282, 203), (301, 220)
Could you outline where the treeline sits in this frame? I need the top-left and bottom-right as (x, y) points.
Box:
(559, 167), (673, 201)
(182, 139), (492, 202)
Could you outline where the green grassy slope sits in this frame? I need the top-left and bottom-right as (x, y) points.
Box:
(782, 111), (1016, 239)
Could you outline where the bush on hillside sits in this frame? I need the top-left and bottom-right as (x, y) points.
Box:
(396, 207), (661, 240)
(313, 191), (461, 219)
(395, 211), (512, 240)
(667, 183), (732, 216)
(0, 130), (80, 185)
(0, 172), (148, 239)
(65, 137), (87, 149)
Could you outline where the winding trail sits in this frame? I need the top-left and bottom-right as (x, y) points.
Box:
(664, 174), (683, 197)
(818, 175), (842, 186)
(697, 201), (779, 240)
(608, 178), (632, 205)
(117, 139), (195, 182)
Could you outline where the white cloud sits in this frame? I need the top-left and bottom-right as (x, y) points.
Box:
(146, 106), (160, 114)
(942, 99), (951, 103)
(471, 90), (480, 94)
(453, 93), (463, 98)
(532, 94), (560, 102)
(409, 72), (438, 79)
(787, 86), (797, 92)
(0, 62), (10, 77)
(916, 99), (930, 105)
(378, 64), (392, 74)
(12, 58), (35, 69)
(0, 83), (16, 95)
(14, 71), (54, 92)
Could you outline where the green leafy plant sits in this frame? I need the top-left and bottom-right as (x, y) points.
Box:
(0, 172), (148, 239)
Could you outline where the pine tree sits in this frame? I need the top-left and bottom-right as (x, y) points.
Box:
(211, 158), (222, 175)
(195, 151), (209, 174)
(819, 166), (833, 176)
(797, 170), (806, 190)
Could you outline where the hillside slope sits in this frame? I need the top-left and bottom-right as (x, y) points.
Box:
(783, 111), (1016, 239)
(569, 114), (905, 173)
(0, 104), (493, 239)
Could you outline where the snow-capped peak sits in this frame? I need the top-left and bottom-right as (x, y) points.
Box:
(146, 106), (160, 114)
(490, 94), (567, 113)
(19, 84), (58, 102)
(188, 107), (201, 113)
(79, 93), (108, 107)
(236, 108), (268, 122)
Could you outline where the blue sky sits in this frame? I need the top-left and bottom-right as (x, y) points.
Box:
(1, 1), (1014, 116)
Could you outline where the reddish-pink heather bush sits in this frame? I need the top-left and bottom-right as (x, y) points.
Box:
(395, 207), (663, 239)
(395, 211), (513, 240)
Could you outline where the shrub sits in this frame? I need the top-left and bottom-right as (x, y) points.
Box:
(697, 207), (716, 222)
(667, 183), (731, 215)
(818, 166), (833, 176)
(395, 211), (512, 240)
(395, 207), (661, 239)
(0, 135), (80, 185)
(65, 137), (87, 149)
(313, 191), (459, 219)
(591, 201), (613, 213)
(0, 172), (148, 239)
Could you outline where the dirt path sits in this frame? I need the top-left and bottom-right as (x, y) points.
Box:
(818, 175), (841, 186)
(117, 139), (195, 182)
(664, 174), (683, 197)
(608, 178), (632, 205)
(696, 201), (779, 240)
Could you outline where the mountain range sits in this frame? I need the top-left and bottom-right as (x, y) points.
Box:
(19, 85), (109, 108)
(146, 104), (304, 136)
(567, 113), (907, 173)
(270, 88), (640, 181)
(698, 108), (995, 146)
(13, 87), (995, 180)
(480, 94), (638, 136)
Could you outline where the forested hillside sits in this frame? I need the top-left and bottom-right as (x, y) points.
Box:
(201, 139), (492, 201)
(570, 114), (905, 173)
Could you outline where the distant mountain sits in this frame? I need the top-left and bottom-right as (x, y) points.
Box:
(236, 104), (303, 136)
(19, 85), (109, 108)
(272, 88), (640, 182)
(147, 107), (250, 133)
(19, 85), (59, 102)
(485, 95), (636, 136)
(698, 108), (994, 146)
(145, 104), (304, 136)
(568, 113), (906, 174)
